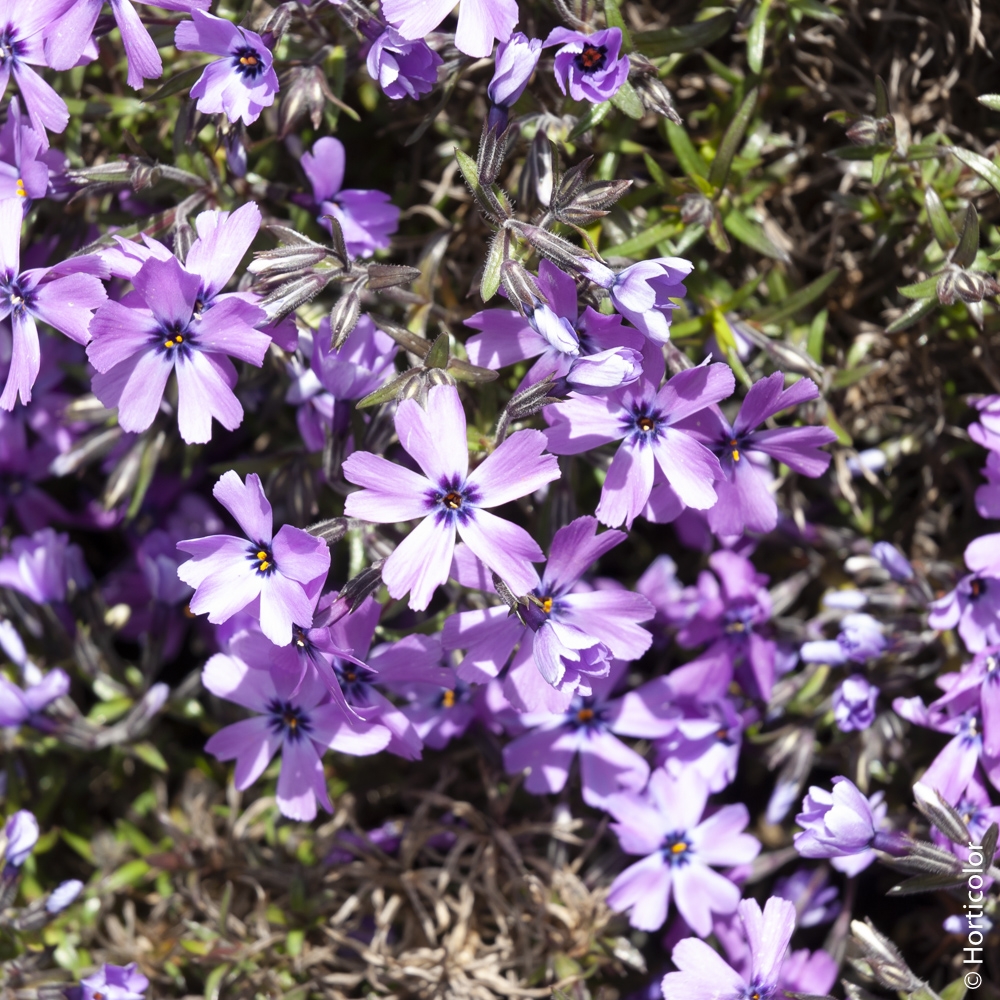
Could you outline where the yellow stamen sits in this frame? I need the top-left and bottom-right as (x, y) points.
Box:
(240, 54), (258, 66)
(15, 177), (25, 197)
(730, 438), (740, 462)
(541, 596), (553, 613)
(442, 689), (456, 708)
(670, 841), (688, 853)
(577, 708), (594, 723)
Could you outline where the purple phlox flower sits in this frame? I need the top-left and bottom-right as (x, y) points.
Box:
(822, 588), (867, 610)
(636, 554), (699, 640)
(669, 550), (776, 703)
(945, 913), (994, 935)
(301, 137), (399, 258)
(0, 527), (89, 603)
(577, 256), (692, 344)
(846, 447), (886, 477)
(502, 661), (677, 808)
(323, 594), (452, 759)
(0, 667), (69, 732)
(401, 679), (478, 750)
(653, 697), (744, 793)
(661, 896), (795, 1000)
(676, 372), (836, 538)
(772, 868), (841, 928)
(2, 809), (38, 868)
(174, 10), (279, 126)
(137, 529), (193, 606)
(969, 394), (1000, 452)
(73, 964), (149, 1000)
(779, 949), (838, 998)
(545, 27), (629, 104)
(976, 450), (1000, 518)
(606, 767), (759, 934)
(202, 645), (390, 821)
(381, 0), (518, 59)
(176, 471), (331, 646)
(87, 254), (269, 443)
(0, 100), (65, 203)
(465, 259), (644, 395)
(325, 819), (404, 864)
(343, 384), (559, 611)
(801, 612), (886, 665)
(488, 31), (542, 114)
(443, 516), (653, 713)
(832, 674), (878, 732)
(365, 26), (441, 100)
(46, 878), (83, 913)
(0, 201), (108, 410)
(46, 0), (209, 90)
(929, 535), (1000, 652)
(871, 540), (914, 582)
(545, 346), (733, 527)
(794, 776), (897, 875)
(930, 645), (1000, 765)
(927, 770), (1000, 858)
(0, 0), (81, 142)
(285, 326), (335, 452)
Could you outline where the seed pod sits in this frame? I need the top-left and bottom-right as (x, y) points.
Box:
(329, 278), (365, 349)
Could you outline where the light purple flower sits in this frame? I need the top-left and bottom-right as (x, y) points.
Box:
(489, 32), (542, 108)
(0, 200), (108, 410)
(46, 878), (83, 913)
(578, 256), (692, 344)
(929, 536), (1000, 653)
(177, 471), (331, 646)
(343, 384), (560, 611)
(0, 101), (66, 203)
(3, 809), (38, 868)
(502, 662), (675, 807)
(661, 897), (796, 1000)
(175, 10), (279, 126)
(546, 27), (629, 104)
(605, 768), (759, 934)
(381, 0), (519, 59)
(545, 347), (733, 527)
(74, 964), (149, 1000)
(203, 646), (390, 821)
(86, 254), (269, 443)
(402, 681), (478, 750)
(465, 259), (644, 394)
(794, 776), (896, 874)
(871, 540), (914, 582)
(301, 137), (400, 258)
(772, 869), (840, 928)
(0, 527), (89, 603)
(927, 771), (1000, 860)
(833, 674), (879, 731)
(676, 372), (836, 537)
(801, 612), (886, 665)
(669, 550), (776, 703)
(46, 0), (209, 90)
(366, 27), (441, 100)
(653, 697), (744, 793)
(976, 450), (1000, 518)
(444, 516), (654, 712)
(969, 394), (1000, 452)
(0, 667), (69, 730)
(0, 0), (79, 142)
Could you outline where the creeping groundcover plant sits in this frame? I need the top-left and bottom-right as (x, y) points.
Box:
(5, 1), (1000, 998)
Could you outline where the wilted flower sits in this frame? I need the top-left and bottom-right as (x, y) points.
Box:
(365, 27), (441, 101)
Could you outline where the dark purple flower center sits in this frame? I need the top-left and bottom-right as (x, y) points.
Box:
(735, 981), (774, 1000)
(247, 543), (276, 576)
(723, 603), (756, 637)
(565, 696), (606, 730)
(232, 45), (266, 80)
(625, 405), (662, 444)
(333, 659), (378, 703)
(1, 274), (33, 317)
(0, 28), (26, 67)
(429, 477), (480, 525)
(969, 577), (987, 601)
(267, 699), (311, 741)
(960, 711), (983, 748)
(661, 831), (692, 866)
(156, 320), (194, 359)
(574, 44), (607, 74)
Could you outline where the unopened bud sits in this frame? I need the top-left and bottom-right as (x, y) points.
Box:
(956, 271), (987, 303)
(279, 65), (327, 136)
(329, 281), (364, 349)
(499, 259), (544, 316)
(261, 273), (330, 322)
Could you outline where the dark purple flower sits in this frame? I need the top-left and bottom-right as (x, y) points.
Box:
(444, 516), (653, 712)
(546, 27), (629, 104)
(3, 810), (38, 868)
(382, 0), (519, 59)
(676, 372), (836, 537)
(0, 200), (108, 410)
(177, 471), (331, 646)
(466, 259), (644, 394)
(489, 31), (542, 108)
(402, 681), (478, 750)
(301, 137), (400, 258)
(653, 697), (744, 793)
(0, 100), (66, 203)
(669, 550), (776, 703)
(73, 964), (148, 1000)
(46, 0), (209, 90)
(203, 645), (390, 821)
(801, 612), (886, 665)
(175, 10), (279, 126)
(605, 767), (759, 934)
(87, 255), (269, 443)
(871, 540), (914, 582)
(833, 674), (879, 731)
(577, 256), (692, 344)
(545, 347), (733, 527)
(0, 527), (89, 603)
(366, 27), (441, 100)
(794, 776), (895, 874)
(772, 869), (840, 928)
(343, 384), (560, 611)
(976, 450), (1000, 518)
(661, 897), (796, 1000)
(929, 538), (1000, 653)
